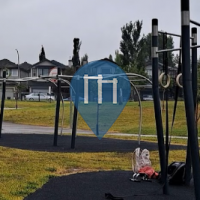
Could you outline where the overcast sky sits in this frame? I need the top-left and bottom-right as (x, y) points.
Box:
(0, 0), (199, 65)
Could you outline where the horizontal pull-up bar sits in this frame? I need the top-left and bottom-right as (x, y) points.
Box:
(158, 31), (193, 39)
(157, 48), (181, 53)
(191, 45), (200, 49)
(190, 19), (200, 27)
(156, 45), (200, 54)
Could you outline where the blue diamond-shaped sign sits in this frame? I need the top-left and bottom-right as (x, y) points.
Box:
(70, 59), (131, 139)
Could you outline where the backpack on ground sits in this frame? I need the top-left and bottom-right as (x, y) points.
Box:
(131, 148), (159, 181)
(167, 161), (186, 184)
(132, 148), (151, 173)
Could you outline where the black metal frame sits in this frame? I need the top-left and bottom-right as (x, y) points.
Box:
(151, 1), (200, 199)
(0, 71), (6, 138)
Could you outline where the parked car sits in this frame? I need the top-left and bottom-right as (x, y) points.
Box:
(63, 96), (85, 101)
(143, 95), (153, 101)
(25, 93), (55, 101)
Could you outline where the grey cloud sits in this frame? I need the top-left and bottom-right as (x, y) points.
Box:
(0, 0), (199, 64)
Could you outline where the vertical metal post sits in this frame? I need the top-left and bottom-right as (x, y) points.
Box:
(191, 27), (198, 114)
(0, 71), (6, 137)
(49, 86), (52, 103)
(71, 38), (80, 149)
(181, 1), (200, 199)
(15, 49), (20, 108)
(96, 102), (99, 135)
(185, 27), (198, 185)
(53, 68), (61, 146)
(152, 19), (167, 194)
(71, 76), (79, 148)
(163, 33), (169, 194)
(15, 49), (20, 79)
(70, 98), (73, 128)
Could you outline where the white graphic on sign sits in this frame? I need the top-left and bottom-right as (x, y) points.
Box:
(83, 74), (118, 104)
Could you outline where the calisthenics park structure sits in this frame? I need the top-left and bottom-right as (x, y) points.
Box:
(0, 37), (151, 149)
(0, 0), (199, 199)
(151, 0), (200, 199)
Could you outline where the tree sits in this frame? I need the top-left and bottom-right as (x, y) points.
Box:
(173, 54), (180, 66)
(114, 50), (123, 67)
(115, 20), (176, 76)
(14, 82), (27, 108)
(64, 67), (76, 76)
(144, 33), (175, 67)
(80, 54), (88, 65)
(119, 20), (146, 72)
(108, 54), (113, 61)
(39, 45), (46, 62)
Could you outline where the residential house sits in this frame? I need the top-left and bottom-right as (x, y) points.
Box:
(28, 46), (71, 97)
(145, 60), (177, 80)
(140, 61), (179, 99)
(0, 45), (74, 99)
(0, 59), (32, 99)
(29, 58), (69, 94)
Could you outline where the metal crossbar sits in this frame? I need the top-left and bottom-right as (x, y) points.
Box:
(158, 31), (194, 39)
(157, 48), (181, 53)
(191, 45), (200, 49)
(190, 19), (200, 27)
(157, 45), (200, 54)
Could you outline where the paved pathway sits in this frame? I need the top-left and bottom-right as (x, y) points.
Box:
(2, 121), (93, 135)
(1, 121), (194, 140)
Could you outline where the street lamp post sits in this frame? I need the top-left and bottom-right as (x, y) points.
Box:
(15, 49), (20, 109)
(15, 49), (20, 78)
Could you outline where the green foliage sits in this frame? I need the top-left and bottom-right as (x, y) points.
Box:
(63, 67), (76, 76)
(80, 54), (88, 65)
(114, 20), (176, 76)
(114, 50), (124, 67)
(118, 20), (146, 73)
(15, 83), (26, 92)
(144, 32), (175, 66)
(173, 54), (180, 66)
(108, 54), (113, 61)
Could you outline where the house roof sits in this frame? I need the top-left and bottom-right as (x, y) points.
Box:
(0, 59), (17, 69)
(19, 62), (32, 72)
(0, 59), (33, 72)
(32, 58), (52, 67)
(145, 60), (177, 71)
(145, 60), (163, 68)
(0, 58), (69, 72)
(32, 58), (68, 69)
(51, 60), (68, 69)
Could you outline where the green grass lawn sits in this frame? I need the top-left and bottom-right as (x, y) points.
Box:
(0, 135), (188, 200)
(2, 100), (197, 137)
(0, 100), (198, 199)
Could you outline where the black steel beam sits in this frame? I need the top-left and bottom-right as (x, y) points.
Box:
(0, 71), (6, 138)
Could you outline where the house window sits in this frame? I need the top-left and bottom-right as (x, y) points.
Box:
(38, 69), (42, 76)
(11, 69), (18, 76)
(43, 69), (49, 75)
(32, 68), (37, 77)
(38, 69), (49, 76)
